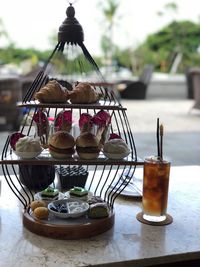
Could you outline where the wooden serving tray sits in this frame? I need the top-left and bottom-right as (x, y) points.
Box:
(23, 207), (115, 239)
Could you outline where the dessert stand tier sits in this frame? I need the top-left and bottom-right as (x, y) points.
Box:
(0, 152), (143, 166)
(17, 100), (125, 111)
(23, 206), (115, 239)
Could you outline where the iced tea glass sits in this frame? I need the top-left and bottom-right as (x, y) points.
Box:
(142, 156), (170, 222)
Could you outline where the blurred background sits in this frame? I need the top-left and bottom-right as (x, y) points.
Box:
(0, 0), (200, 168)
(1, 0), (200, 77)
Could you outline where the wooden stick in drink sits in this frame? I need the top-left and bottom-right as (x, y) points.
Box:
(160, 124), (164, 161)
(156, 118), (160, 158)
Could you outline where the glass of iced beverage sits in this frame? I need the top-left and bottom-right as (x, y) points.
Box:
(142, 156), (170, 222)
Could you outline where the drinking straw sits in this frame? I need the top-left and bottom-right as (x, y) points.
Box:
(156, 118), (160, 158)
(160, 124), (164, 160)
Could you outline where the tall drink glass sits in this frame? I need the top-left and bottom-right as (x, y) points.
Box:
(142, 156), (170, 222)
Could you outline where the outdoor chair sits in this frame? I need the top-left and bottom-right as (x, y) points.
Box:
(0, 77), (23, 131)
(115, 64), (154, 99)
(185, 67), (195, 99)
(187, 68), (200, 111)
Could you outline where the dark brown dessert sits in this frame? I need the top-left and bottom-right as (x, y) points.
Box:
(19, 165), (55, 190)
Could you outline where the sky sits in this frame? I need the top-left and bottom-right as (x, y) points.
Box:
(0, 0), (200, 56)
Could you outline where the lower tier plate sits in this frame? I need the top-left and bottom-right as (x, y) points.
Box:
(23, 207), (115, 239)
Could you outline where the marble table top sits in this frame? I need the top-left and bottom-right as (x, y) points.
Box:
(1, 165), (200, 267)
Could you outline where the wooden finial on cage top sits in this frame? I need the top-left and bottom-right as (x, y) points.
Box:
(58, 4), (84, 43)
(66, 4), (75, 18)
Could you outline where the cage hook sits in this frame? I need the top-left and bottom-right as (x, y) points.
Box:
(67, 0), (78, 5)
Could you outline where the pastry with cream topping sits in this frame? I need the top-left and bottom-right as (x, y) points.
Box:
(15, 136), (42, 153)
(103, 138), (130, 159)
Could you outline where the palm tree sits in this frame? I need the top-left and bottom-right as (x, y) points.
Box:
(156, 2), (181, 73)
(157, 2), (178, 18)
(0, 18), (8, 40)
(99, 0), (120, 69)
(0, 18), (10, 48)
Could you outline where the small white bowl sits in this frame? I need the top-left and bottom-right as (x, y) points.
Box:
(14, 149), (43, 159)
(34, 191), (65, 203)
(48, 198), (89, 219)
(103, 150), (131, 159)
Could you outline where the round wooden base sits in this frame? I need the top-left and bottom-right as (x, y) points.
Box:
(136, 212), (173, 226)
(23, 208), (115, 239)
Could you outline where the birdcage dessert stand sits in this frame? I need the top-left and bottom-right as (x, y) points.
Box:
(0, 4), (143, 239)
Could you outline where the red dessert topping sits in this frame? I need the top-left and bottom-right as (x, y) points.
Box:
(33, 110), (49, 136)
(92, 110), (111, 127)
(10, 132), (25, 150)
(54, 110), (72, 132)
(109, 133), (122, 140)
(79, 113), (93, 132)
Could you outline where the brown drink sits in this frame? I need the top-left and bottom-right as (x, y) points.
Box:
(142, 156), (170, 222)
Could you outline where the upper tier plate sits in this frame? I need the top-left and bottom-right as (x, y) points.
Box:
(17, 100), (126, 111)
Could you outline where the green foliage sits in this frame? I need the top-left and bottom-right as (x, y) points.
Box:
(101, 0), (120, 25)
(98, 0), (120, 64)
(0, 45), (51, 65)
(164, 2), (178, 11)
(1, 14), (200, 75)
(0, 18), (9, 40)
(147, 21), (200, 53)
(50, 51), (103, 75)
(100, 35), (111, 58)
(0, 40), (102, 75)
(114, 47), (132, 68)
(156, 2), (178, 18)
(134, 20), (200, 72)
